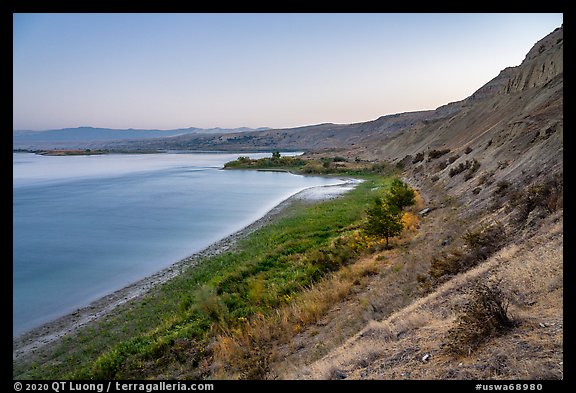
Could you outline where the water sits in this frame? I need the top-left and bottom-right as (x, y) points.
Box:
(13, 152), (344, 337)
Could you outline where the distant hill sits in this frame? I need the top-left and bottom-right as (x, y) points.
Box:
(12, 126), (270, 150)
(87, 110), (449, 152)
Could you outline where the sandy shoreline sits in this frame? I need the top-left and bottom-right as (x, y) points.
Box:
(13, 179), (360, 361)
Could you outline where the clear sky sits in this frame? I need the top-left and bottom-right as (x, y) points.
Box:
(13, 13), (563, 131)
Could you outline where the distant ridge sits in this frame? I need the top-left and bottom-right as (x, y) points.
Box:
(12, 126), (271, 150)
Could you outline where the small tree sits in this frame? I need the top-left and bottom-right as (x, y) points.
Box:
(272, 151), (281, 160)
(384, 178), (416, 210)
(364, 197), (404, 247)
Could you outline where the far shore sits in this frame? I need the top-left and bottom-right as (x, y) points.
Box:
(13, 179), (360, 361)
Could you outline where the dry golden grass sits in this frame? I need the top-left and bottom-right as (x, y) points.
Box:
(293, 212), (562, 380)
(210, 255), (384, 379)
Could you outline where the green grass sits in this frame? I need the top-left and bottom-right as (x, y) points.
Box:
(13, 174), (395, 380)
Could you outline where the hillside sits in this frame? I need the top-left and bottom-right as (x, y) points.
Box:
(271, 25), (563, 380)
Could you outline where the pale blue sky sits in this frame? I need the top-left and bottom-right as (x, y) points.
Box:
(13, 13), (563, 131)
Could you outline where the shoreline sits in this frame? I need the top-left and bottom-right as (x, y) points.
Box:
(13, 179), (360, 361)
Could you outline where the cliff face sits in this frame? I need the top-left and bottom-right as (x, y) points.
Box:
(470, 25), (563, 99)
(506, 25), (563, 93)
(363, 26), (563, 209)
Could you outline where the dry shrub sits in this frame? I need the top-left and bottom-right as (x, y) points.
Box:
(510, 174), (563, 225)
(448, 154), (460, 164)
(428, 148), (451, 160)
(426, 222), (506, 288)
(429, 250), (464, 281)
(463, 222), (505, 260)
(412, 152), (424, 164)
(437, 160), (449, 171)
(449, 159), (480, 178)
(446, 283), (515, 356)
(212, 313), (272, 379)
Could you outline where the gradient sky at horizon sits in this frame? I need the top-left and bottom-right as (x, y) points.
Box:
(13, 13), (563, 131)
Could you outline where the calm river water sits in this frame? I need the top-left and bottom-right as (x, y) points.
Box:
(13, 152), (343, 337)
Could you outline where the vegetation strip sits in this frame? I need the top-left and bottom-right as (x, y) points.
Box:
(15, 154), (418, 380)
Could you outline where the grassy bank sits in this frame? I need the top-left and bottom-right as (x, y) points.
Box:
(14, 173), (396, 380)
(223, 152), (395, 176)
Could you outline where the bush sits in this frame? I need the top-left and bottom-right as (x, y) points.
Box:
(437, 160), (448, 171)
(448, 154), (460, 164)
(429, 250), (463, 281)
(494, 180), (511, 197)
(448, 159), (481, 178)
(511, 174), (563, 225)
(468, 159), (481, 173)
(426, 222), (505, 286)
(464, 146), (473, 154)
(195, 285), (229, 323)
(371, 162), (389, 174)
(449, 162), (467, 177)
(477, 171), (494, 187)
(412, 152), (424, 164)
(463, 223), (504, 258)
(446, 283), (515, 356)
(428, 148), (451, 160)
